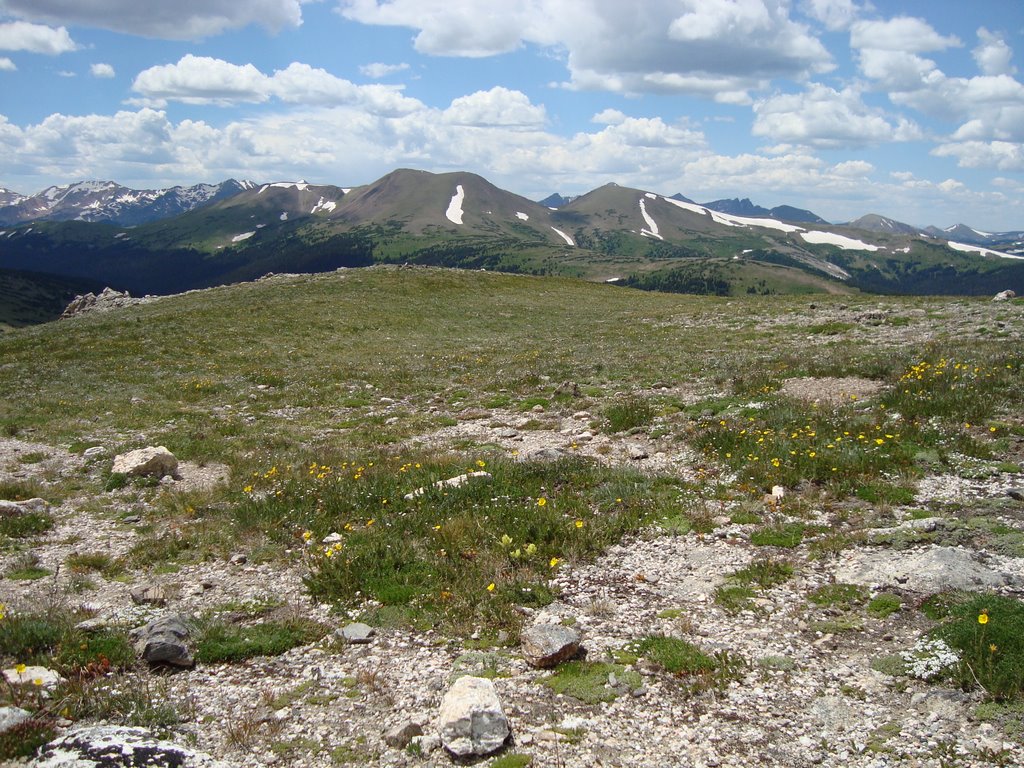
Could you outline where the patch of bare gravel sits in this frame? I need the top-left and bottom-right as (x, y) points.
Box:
(779, 377), (885, 406)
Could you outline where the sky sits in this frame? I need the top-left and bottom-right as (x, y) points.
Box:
(0, 1), (1023, 230)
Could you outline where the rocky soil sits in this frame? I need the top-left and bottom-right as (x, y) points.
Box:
(3, 374), (1024, 767)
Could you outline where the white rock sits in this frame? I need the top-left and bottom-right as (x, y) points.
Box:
(438, 676), (510, 756)
(112, 446), (178, 478)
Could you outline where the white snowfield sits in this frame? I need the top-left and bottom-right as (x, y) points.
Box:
(799, 231), (879, 251)
(660, 196), (802, 233)
(949, 241), (1024, 260)
(280, 212), (288, 221)
(516, 211), (529, 221)
(258, 182), (310, 194)
(551, 227), (574, 246)
(638, 198), (663, 240)
(445, 185), (465, 225)
(231, 231), (255, 242)
(311, 197), (336, 214)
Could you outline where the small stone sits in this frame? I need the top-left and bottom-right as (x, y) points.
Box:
(496, 428), (519, 439)
(384, 721), (423, 749)
(122, 515), (141, 524)
(627, 445), (649, 460)
(1008, 488), (1024, 501)
(75, 618), (109, 633)
(338, 622), (376, 644)
(531, 404), (545, 413)
(130, 583), (177, 606)
(229, 553), (247, 565)
(83, 446), (106, 457)
(521, 624), (581, 668)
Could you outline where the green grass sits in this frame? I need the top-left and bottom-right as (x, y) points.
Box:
(236, 454), (667, 633)
(807, 583), (868, 609)
(629, 635), (716, 675)
(195, 618), (327, 664)
(603, 396), (655, 433)
(867, 593), (903, 619)
(750, 522), (806, 548)
(932, 594), (1024, 701)
(541, 660), (642, 704)
(0, 511), (53, 540)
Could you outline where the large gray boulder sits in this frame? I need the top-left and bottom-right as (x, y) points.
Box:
(521, 624), (581, 668)
(30, 725), (229, 767)
(131, 614), (194, 668)
(112, 446), (178, 479)
(438, 676), (510, 757)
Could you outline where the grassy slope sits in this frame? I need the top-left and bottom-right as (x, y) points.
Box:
(0, 266), (1015, 461)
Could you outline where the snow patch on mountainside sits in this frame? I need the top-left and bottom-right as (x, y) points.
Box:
(232, 232), (255, 242)
(800, 231), (879, 251)
(311, 197), (336, 214)
(948, 241), (1024, 260)
(516, 211), (529, 221)
(259, 182), (310, 194)
(551, 227), (574, 246)
(638, 199), (662, 240)
(280, 212), (288, 221)
(661, 196), (802, 233)
(445, 185), (465, 225)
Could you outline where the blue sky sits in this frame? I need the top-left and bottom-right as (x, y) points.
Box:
(0, 1), (1022, 230)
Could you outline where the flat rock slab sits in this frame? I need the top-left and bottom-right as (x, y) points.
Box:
(438, 676), (510, 757)
(834, 545), (1016, 593)
(338, 622), (376, 644)
(3, 665), (63, 689)
(30, 725), (230, 768)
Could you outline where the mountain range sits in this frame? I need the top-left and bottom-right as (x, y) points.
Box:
(1, 168), (1023, 319)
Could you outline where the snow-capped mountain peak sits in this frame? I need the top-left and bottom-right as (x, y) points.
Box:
(0, 179), (255, 226)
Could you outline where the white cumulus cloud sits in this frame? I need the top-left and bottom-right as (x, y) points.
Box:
(131, 56), (423, 114)
(0, 0), (305, 40)
(340, 0), (833, 102)
(973, 28), (1016, 76)
(443, 87), (546, 128)
(90, 62), (115, 78)
(0, 56), (14, 70)
(359, 62), (409, 78)
(850, 16), (961, 53)
(753, 84), (921, 148)
(0, 20), (76, 54)
(800, 0), (861, 31)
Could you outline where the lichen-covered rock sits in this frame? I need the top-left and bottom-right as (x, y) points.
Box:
(438, 676), (510, 757)
(30, 725), (229, 767)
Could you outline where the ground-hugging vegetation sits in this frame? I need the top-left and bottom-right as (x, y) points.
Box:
(1, 266), (1023, 764)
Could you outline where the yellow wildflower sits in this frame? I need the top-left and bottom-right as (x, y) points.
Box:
(549, 557), (560, 568)
(486, 583), (496, 592)
(525, 543), (537, 556)
(978, 613), (989, 625)
(500, 534), (513, 547)
(15, 663), (26, 674)
(575, 520), (584, 529)
(537, 497), (547, 507)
